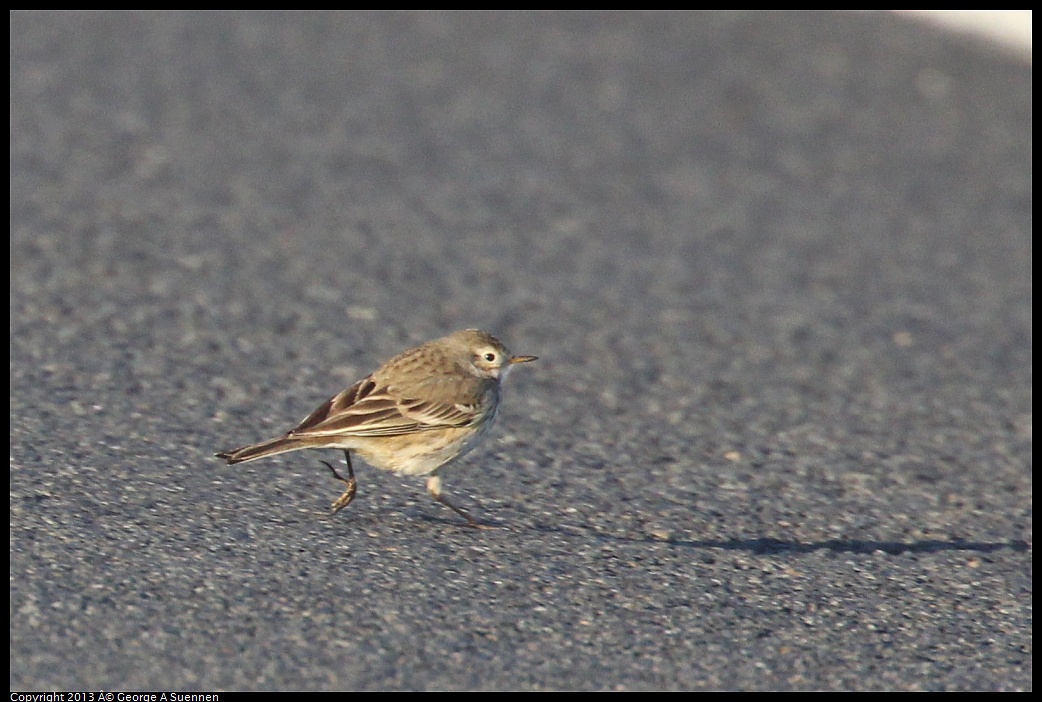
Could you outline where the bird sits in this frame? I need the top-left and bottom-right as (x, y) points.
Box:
(216, 329), (537, 526)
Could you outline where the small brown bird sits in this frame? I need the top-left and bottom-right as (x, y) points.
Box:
(216, 329), (537, 526)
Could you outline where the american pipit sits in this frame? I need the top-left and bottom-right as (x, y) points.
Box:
(216, 329), (537, 526)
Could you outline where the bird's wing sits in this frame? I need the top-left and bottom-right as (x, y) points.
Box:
(286, 377), (483, 439)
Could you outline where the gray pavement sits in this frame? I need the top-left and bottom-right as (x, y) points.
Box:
(10, 11), (1031, 691)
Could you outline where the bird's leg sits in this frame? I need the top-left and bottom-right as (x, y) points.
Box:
(321, 450), (357, 514)
(426, 474), (491, 529)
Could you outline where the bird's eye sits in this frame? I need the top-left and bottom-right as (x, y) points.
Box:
(484, 352), (497, 362)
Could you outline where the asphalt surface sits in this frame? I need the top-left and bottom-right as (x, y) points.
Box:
(10, 11), (1031, 691)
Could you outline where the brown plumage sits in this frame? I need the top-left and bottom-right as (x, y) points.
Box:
(217, 329), (537, 525)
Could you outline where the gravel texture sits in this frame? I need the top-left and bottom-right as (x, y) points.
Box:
(10, 11), (1031, 691)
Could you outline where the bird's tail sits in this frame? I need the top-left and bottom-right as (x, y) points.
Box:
(216, 436), (311, 464)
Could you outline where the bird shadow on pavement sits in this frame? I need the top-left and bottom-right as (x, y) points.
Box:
(519, 522), (1030, 556)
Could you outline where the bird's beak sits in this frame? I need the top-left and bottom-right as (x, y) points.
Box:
(509, 355), (538, 365)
